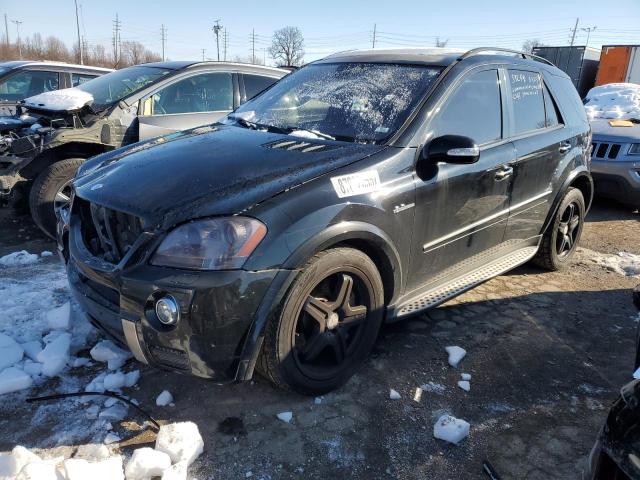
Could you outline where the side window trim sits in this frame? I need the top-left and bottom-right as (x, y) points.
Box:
(141, 70), (235, 117)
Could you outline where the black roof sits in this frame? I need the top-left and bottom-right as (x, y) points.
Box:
(316, 48), (466, 66)
(0, 60), (112, 72)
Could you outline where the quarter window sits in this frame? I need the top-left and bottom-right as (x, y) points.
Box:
(151, 72), (233, 115)
(243, 74), (278, 100)
(508, 70), (546, 134)
(432, 69), (502, 145)
(72, 73), (98, 86)
(542, 83), (561, 127)
(0, 70), (59, 101)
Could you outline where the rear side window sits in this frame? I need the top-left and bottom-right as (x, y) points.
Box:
(508, 70), (546, 134)
(0, 70), (59, 101)
(542, 83), (561, 127)
(431, 69), (502, 145)
(243, 74), (278, 100)
(72, 73), (98, 86)
(151, 72), (233, 114)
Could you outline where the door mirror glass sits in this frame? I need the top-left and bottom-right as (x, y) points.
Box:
(424, 135), (480, 164)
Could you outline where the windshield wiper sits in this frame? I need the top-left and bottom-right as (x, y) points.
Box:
(228, 115), (291, 135)
(283, 127), (335, 141)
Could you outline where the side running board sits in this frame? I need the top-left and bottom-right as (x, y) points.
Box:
(395, 246), (538, 317)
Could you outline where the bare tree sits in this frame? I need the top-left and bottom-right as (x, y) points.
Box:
(522, 39), (545, 54)
(434, 37), (449, 48)
(269, 26), (304, 67)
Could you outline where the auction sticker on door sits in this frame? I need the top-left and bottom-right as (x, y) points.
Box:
(331, 170), (381, 198)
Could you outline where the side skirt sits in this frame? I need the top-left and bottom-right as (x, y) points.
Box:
(388, 245), (539, 319)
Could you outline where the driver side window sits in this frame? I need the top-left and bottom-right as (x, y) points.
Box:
(150, 72), (233, 115)
(431, 69), (502, 146)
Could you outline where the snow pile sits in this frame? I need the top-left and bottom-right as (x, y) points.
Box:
(0, 250), (39, 267)
(125, 448), (171, 480)
(156, 390), (174, 406)
(24, 87), (94, 112)
(90, 340), (132, 370)
(591, 251), (640, 277)
(433, 415), (470, 445)
(584, 83), (640, 120)
(445, 346), (466, 367)
(63, 456), (124, 480)
(155, 422), (204, 466)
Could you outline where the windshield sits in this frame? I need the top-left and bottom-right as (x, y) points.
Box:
(76, 65), (172, 110)
(232, 62), (442, 143)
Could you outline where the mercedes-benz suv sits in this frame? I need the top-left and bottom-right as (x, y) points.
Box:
(58, 48), (593, 395)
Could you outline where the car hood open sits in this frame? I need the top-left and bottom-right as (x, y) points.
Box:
(73, 125), (384, 229)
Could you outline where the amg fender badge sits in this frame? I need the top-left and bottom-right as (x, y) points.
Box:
(393, 203), (415, 214)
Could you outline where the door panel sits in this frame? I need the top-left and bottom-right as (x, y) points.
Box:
(139, 111), (228, 139)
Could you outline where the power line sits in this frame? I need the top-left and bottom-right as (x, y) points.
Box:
(581, 26), (597, 48)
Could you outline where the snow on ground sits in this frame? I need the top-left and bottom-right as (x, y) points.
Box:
(589, 250), (640, 277)
(0, 250), (39, 267)
(23, 88), (94, 112)
(584, 83), (640, 120)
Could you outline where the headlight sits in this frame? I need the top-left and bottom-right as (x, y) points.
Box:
(151, 217), (267, 270)
(629, 144), (640, 155)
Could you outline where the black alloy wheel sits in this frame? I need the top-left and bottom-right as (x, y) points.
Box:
(556, 201), (581, 258)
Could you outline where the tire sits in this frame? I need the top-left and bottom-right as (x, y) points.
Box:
(258, 247), (384, 395)
(532, 187), (585, 271)
(29, 158), (84, 239)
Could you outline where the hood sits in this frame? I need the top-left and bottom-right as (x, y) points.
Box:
(74, 125), (384, 229)
(591, 119), (640, 144)
(23, 87), (93, 112)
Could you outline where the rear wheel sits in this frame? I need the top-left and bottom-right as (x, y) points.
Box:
(532, 187), (585, 271)
(29, 158), (84, 239)
(258, 248), (384, 395)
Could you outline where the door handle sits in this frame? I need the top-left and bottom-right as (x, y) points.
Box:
(495, 165), (513, 181)
(559, 142), (571, 154)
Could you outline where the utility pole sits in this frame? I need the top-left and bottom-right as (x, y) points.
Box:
(569, 17), (579, 47)
(160, 24), (167, 61)
(212, 20), (222, 61)
(251, 28), (255, 64)
(74, 0), (83, 64)
(372, 23), (376, 49)
(202, 48), (206, 61)
(581, 26), (597, 48)
(112, 14), (121, 67)
(4, 14), (9, 45)
(11, 20), (22, 59)
(223, 29), (228, 61)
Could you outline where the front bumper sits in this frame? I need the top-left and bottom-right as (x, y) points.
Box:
(590, 157), (640, 206)
(61, 215), (286, 383)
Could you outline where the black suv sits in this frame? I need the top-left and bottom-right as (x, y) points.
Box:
(59, 48), (593, 395)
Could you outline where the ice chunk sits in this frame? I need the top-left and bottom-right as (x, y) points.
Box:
(634, 367), (640, 379)
(0, 446), (41, 477)
(85, 404), (100, 419)
(37, 333), (71, 377)
(90, 340), (132, 370)
(461, 373), (472, 381)
(21, 341), (42, 362)
(125, 448), (171, 480)
(445, 346), (466, 367)
(104, 397), (118, 408)
(23, 361), (42, 377)
(103, 372), (126, 391)
(420, 382), (446, 394)
(99, 403), (128, 422)
(0, 367), (33, 395)
(85, 372), (107, 394)
(41, 251), (54, 257)
(314, 397), (322, 405)
(104, 433), (120, 445)
(24, 88), (94, 112)
(433, 415), (470, 445)
(15, 460), (62, 480)
(46, 302), (71, 330)
(156, 390), (174, 406)
(161, 460), (188, 480)
(155, 422), (204, 466)
(72, 357), (91, 368)
(389, 389), (401, 400)
(0, 333), (24, 370)
(276, 411), (293, 423)
(124, 370), (140, 388)
(457, 380), (470, 392)
(74, 444), (111, 461)
(63, 456), (124, 480)
(0, 250), (39, 267)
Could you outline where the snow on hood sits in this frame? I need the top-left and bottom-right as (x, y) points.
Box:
(23, 87), (94, 112)
(584, 83), (640, 121)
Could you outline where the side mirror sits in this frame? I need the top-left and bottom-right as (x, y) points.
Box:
(423, 135), (480, 165)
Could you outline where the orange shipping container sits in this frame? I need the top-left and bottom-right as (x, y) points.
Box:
(595, 45), (640, 85)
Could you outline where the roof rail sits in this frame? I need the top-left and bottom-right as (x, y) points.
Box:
(458, 47), (555, 66)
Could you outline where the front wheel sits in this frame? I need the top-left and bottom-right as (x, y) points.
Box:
(29, 158), (84, 239)
(532, 187), (585, 271)
(258, 247), (384, 395)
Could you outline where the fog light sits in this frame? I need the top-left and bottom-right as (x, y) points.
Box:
(155, 296), (180, 325)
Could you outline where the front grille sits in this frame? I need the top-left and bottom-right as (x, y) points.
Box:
(592, 142), (622, 160)
(75, 197), (144, 264)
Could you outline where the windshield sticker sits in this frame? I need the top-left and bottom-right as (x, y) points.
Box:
(331, 170), (381, 198)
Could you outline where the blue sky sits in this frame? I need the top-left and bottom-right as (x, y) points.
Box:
(3, 0), (640, 64)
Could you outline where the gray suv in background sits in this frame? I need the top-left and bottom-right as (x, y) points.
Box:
(590, 118), (640, 208)
(0, 61), (112, 115)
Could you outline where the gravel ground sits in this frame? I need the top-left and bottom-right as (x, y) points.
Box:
(0, 198), (638, 479)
